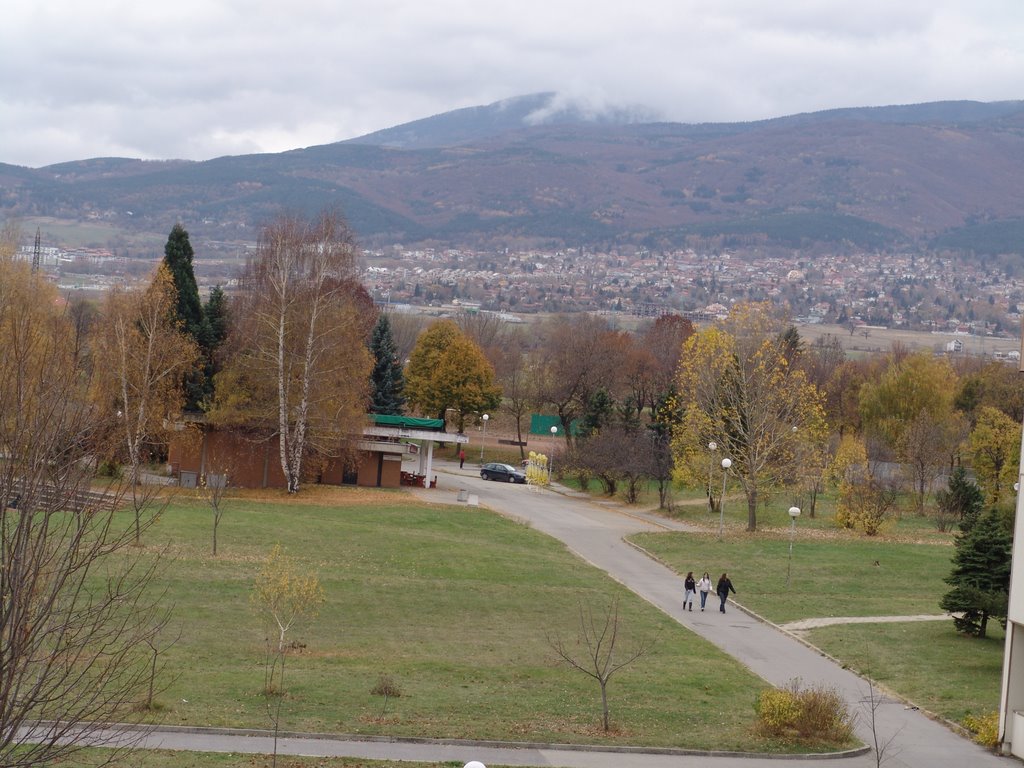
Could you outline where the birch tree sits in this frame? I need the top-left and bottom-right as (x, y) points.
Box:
(211, 209), (373, 493)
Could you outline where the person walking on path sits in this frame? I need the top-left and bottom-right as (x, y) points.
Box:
(683, 572), (697, 611)
(697, 571), (712, 611)
(716, 572), (736, 613)
(459, 449), (466, 469)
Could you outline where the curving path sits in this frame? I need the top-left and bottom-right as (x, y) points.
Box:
(55, 462), (1007, 768)
(404, 461), (1008, 768)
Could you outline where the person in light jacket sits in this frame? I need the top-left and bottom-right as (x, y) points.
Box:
(683, 572), (697, 612)
(697, 572), (712, 611)
(716, 572), (736, 613)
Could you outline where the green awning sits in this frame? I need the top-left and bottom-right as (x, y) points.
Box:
(370, 414), (446, 431)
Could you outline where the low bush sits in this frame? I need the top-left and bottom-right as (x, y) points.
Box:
(755, 679), (853, 745)
(963, 711), (999, 748)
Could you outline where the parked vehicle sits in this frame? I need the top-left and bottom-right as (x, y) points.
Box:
(480, 462), (527, 483)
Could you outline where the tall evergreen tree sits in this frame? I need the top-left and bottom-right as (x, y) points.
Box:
(939, 507), (1012, 638)
(369, 314), (406, 415)
(163, 224), (205, 342)
(162, 224), (209, 410)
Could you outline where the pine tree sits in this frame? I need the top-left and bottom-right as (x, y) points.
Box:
(369, 314), (405, 415)
(162, 224), (208, 410)
(163, 224), (204, 341)
(939, 507), (1012, 638)
(935, 467), (985, 529)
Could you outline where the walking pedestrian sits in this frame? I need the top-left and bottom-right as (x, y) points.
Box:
(716, 572), (736, 613)
(683, 572), (696, 611)
(697, 571), (712, 611)
(459, 449), (466, 469)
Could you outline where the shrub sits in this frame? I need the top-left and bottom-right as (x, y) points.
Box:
(963, 711), (999, 748)
(755, 679), (853, 745)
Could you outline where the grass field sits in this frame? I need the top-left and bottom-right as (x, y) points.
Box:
(123, 487), (789, 753)
(631, 503), (1003, 725)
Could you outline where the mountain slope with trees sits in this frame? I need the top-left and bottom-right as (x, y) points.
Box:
(3, 95), (1024, 253)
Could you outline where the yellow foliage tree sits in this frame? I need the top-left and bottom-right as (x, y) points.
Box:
(91, 263), (200, 541)
(404, 319), (501, 428)
(672, 303), (828, 531)
(968, 405), (1021, 506)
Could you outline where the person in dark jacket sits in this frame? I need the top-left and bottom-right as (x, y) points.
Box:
(716, 573), (736, 613)
(683, 572), (697, 611)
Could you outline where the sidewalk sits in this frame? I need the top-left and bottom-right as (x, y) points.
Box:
(412, 459), (1007, 768)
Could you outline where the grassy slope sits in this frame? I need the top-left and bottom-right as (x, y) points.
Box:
(632, 496), (1003, 724)
(130, 487), (780, 752)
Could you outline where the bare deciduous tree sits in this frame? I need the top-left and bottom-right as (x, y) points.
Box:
(547, 596), (653, 732)
(91, 264), (200, 542)
(0, 256), (171, 767)
(201, 463), (231, 555)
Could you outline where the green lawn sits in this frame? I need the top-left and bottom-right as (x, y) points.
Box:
(805, 621), (1004, 723)
(631, 530), (953, 623)
(632, 518), (1002, 725)
(122, 488), (785, 752)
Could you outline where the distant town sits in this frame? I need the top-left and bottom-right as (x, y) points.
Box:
(17, 237), (1024, 345)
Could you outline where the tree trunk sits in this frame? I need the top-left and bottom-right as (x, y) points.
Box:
(600, 680), (610, 731)
(747, 487), (758, 532)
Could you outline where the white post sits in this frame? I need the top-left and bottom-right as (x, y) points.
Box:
(708, 441), (717, 514)
(787, 506), (801, 586)
(550, 425), (558, 483)
(718, 458), (732, 539)
(480, 413), (489, 462)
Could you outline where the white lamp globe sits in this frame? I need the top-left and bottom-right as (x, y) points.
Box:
(721, 458), (732, 470)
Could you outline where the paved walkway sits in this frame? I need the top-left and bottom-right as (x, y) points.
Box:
(780, 614), (952, 632)
(406, 461), (1009, 768)
(63, 461), (1010, 768)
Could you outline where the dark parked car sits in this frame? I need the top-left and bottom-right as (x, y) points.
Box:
(480, 462), (526, 483)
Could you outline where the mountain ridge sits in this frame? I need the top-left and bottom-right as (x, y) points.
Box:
(3, 94), (1024, 254)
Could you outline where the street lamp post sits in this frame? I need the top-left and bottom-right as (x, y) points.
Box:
(718, 458), (732, 539)
(707, 441), (718, 514)
(787, 506), (801, 586)
(549, 425), (558, 483)
(480, 414), (489, 461)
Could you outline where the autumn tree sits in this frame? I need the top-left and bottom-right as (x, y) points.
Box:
(672, 304), (828, 531)
(641, 314), (694, 411)
(859, 351), (958, 452)
(897, 408), (968, 515)
(534, 314), (618, 444)
(91, 264), (200, 541)
(369, 313), (405, 415)
(210, 209), (374, 493)
(967, 405), (1021, 506)
(830, 433), (897, 536)
(493, 331), (533, 458)
(955, 359), (1024, 424)
(251, 544), (325, 767)
(404, 319), (501, 429)
(0, 256), (171, 766)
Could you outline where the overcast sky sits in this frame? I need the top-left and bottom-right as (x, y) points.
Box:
(4, 1), (1023, 168)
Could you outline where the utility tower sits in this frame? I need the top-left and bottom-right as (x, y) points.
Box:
(31, 227), (41, 273)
